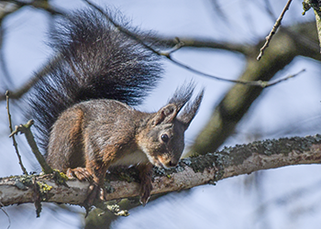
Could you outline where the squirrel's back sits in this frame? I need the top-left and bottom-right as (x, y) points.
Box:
(28, 9), (162, 150)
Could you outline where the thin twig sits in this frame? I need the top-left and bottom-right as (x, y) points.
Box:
(253, 178), (321, 223)
(84, 0), (302, 88)
(0, 202), (11, 229)
(32, 176), (42, 217)
(263, 69), (306, 87)
(257, 0), (293, 60)
(83, 0), (159, 56)
(0, 22), (14, 88)
(167, 56), (305, 88)
(302, 0), (321, 53)
(0, 52), (63, 101)
(0, 0), (305, 104)
(10, 120), (54, 174)
(1, 0), (64, 16)
(5, 91), (28, 175)
(159, 37), (184, 56)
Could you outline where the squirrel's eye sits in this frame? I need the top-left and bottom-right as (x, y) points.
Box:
(161, 134), (169, 143)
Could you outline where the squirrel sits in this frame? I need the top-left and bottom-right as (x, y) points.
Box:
(28, 8), (203, 205)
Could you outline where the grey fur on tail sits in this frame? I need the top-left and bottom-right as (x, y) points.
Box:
(28, 9), (162, 151)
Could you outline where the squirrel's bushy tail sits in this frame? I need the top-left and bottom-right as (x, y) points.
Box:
(28, 9), (162, 151)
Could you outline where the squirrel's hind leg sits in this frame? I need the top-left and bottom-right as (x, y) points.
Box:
(66, 167), (93, 181)
(84, 160), (109, 205)
(66, 163), (107, 206)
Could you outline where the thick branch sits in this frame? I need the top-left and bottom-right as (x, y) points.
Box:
(0, 135), (320, 208)
(189, 23), (320, 155)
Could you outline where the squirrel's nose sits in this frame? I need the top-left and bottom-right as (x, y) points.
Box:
(168, 159), (178, 167)
(159, 156), (179, 168)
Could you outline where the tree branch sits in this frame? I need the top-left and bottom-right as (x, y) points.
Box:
(189, 23), (320, 155)
(1, 135), (320, 209)
(257, 0), (293, 60)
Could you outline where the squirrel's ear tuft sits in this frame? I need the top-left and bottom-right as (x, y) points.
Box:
(177, 89), (204, 130)
(168, 83), (194, 112)
(152, 104), (178, 126)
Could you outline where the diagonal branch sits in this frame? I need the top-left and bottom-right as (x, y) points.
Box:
(189, 24), (314, 155)
(0, 52), (63, 101)
(257, 0), (293, 60)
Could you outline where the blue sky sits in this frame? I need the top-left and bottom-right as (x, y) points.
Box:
(1, 0), (321, 228)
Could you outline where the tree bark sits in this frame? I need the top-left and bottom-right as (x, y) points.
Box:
(1, 135), (320, 208)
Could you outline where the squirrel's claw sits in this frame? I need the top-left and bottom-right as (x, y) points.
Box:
(66, 167), (93, 182)
(66, 167), (103, 209)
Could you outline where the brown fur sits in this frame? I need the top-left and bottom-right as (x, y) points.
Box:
(46, 94), (202, 204)
(28, 9), (203, 205)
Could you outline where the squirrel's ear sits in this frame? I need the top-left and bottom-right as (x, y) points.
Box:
(152, 104), (178, 126)
(177, 89), (204, 130)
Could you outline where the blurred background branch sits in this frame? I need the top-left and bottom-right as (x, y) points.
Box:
(0, 1), (321, 229)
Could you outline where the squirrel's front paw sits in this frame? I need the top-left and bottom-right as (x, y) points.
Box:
(137, 163), (153, 205)
(139, 181), (152, 206)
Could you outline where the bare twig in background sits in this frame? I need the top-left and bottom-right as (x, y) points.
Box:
(189, 23), (315, 155)
(302, 0), (321, 52)
(84, 0), (304, 88)
(5, 91), (28, 175)
(0, 0), (309, 102)
(0, 1), (22, 89)
(1, 0), (64, 16)
(0, 23), (13, 88)
(261, 69), (305, 87)
(83, 0), (160, 55)
(253, 178), (321, 223)
(257, 0), (293, 60)
(0, 1), (65, 101)
(0, 202), (10, 229)
(9, 120), (53, 174)
(165, 55), (305, 87)
(0, 52), (63, 101)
